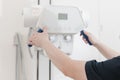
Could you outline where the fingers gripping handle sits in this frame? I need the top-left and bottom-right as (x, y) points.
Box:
(28, 29), (43, 47)
(80, 30), (93, 45)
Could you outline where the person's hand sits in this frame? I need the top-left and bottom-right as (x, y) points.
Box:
(29, 27), (50, 48)
(80, 31), (99, 46)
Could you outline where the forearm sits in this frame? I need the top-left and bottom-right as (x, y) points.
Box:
(43, 41), (74, 77)
(94, 42), (120, 59)
(43, 41), (87, 80)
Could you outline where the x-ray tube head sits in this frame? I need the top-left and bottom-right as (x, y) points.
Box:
(23, 6), (86, 34)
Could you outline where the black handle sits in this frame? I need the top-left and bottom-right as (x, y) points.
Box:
(80, 30), (93, 45)
(28, 29), (43, 47)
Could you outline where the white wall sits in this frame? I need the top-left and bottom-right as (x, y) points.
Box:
(99, 0), (120, 52)
(0, 0), (25, 80)
(0, 0), (2, 16)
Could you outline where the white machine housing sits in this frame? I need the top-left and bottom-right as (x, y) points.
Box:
(24, 6), (86, 34)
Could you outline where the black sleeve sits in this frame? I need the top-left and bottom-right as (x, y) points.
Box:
(85, 56), (120, 80)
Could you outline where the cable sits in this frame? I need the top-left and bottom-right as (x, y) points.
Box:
(49, 60), (51, 80)
(38, 0), (52, 5)
(14, 33), (27, 80)
(37, 50), (39, 80)
(38, 0), (40, 5)
(49, 0), (52, 5)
